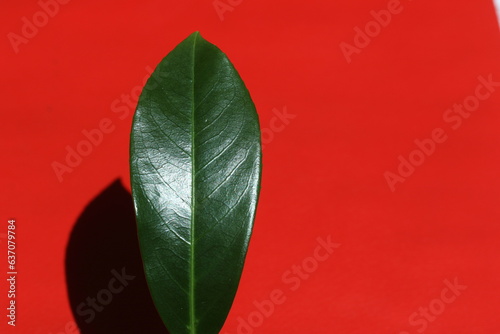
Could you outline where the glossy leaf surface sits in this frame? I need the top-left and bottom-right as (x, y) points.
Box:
(130, 32), (261, 334)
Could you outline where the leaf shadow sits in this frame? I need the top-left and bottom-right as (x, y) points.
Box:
(65, 179), (168, 333)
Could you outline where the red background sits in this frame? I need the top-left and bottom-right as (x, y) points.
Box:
(2, 0), (500, 333)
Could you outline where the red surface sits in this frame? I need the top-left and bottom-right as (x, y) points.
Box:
(2, 0), (500, 333)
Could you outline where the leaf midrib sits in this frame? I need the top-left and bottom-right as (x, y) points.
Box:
(189, 31), (199, 334)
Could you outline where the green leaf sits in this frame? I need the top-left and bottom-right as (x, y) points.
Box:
(130, 32), (262, 334)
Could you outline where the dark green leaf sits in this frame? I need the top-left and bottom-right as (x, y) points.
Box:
(130, 32), (262, 334)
